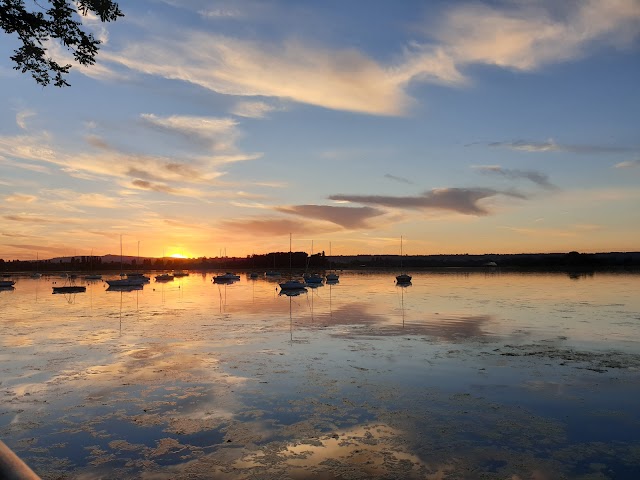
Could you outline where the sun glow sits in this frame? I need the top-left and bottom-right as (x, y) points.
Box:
(170, 253), (187, 259)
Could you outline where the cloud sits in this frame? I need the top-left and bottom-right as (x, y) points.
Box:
(384, 173), (414, 185)
(140, 114), (241, 152)
(0, 128), (258, 198)
(16, 110), (35, 130)
(219, 217), (318, 236)
(5, 193), (38, 203)
(131, 180), (178, 195)
(199, 7), (243, 19)
(482, 139), (634, 154)
(102, 36), (414, 116)
(92, 1), (640, 116)
(275, 205), (385, 229)
(4, 214), (78, 224)
(230, 101), (281, 119)
(614, 159), (640, 168)
(329, 188), (526, 216)
(431, 0), (640, 71)
(473, 165), (557, 189)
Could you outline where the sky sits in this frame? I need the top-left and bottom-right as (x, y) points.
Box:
(1, 0), (639, 261)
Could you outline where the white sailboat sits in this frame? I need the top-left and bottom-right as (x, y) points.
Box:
(107, 237), (146, 287)
(325, 242), (339, 282)
(396, 236), (412, 284)
(303, 240), (323, 285)
(30, 253), (42, 278)
(279, 234), (307, 292)
(84, 249), (102, 280)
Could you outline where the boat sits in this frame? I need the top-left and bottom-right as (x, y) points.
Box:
(213, 272), (240, 283)
(173, 270), (189, 277)
(0, 280), (16, 288)
(280, 234), (307, 292)
(84, 250), (102, 280)
(265, 252), (281, 277)
(325, 242), (339, 282)
(396, 236), (412, 284)
(279, 286), (307, 296)
(52, 285), (86, 294)
(106, 237), (147, 287)
(127, 272), (150, 282)
(303, 240), (324, 285)
(249, 272), (260, 279)
(106, 284), (143, 292)
(155, 273), (174, 282)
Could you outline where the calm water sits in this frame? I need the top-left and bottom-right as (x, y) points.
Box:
(1, 271), (639, 479)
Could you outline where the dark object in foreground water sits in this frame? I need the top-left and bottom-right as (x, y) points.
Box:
(0, 440), (41, 479)
(52, 286), (86, 294)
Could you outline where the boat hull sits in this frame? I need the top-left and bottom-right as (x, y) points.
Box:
(52, 286), (86, 294)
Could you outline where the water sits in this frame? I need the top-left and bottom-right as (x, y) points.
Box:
(1, 271), (639, 479)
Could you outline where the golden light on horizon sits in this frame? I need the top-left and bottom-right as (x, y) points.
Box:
(169, 253), (187, 259)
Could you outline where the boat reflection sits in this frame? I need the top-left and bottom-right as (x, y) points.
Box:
(279, 287), (307, 297)
(106, 284), (144, 292)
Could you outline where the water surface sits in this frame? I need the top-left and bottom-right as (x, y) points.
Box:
(1, 271), (639, 479)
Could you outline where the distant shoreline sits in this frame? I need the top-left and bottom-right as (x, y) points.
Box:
(1, 251), (638, 274)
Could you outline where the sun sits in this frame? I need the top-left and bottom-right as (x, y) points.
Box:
(170, 253), (187, 259)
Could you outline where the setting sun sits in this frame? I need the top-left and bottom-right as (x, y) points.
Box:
(169, 253), (187, 259)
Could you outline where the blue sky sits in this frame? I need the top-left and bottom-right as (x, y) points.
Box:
(1, 0), (639, 260)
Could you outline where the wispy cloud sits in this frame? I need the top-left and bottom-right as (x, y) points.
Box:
(473, 165), (557, 190)
(430, 0), (640, 72)
(219, 217), (317, 236)
(16, 109), (35, 130)
(5, 193), (37, 203)
(230, 101), (281, 119)
(102, 36), (414, 116)
(481, 139), (634, 154)
(384, 173), (414, 185)
(614, 159), (640, 168)
(92, 1), (640, 116)
(3, 214), (78, 224)
(329, 188), (526, 216)
(140, 114), (241, 152)
(275, 205), (384, 229)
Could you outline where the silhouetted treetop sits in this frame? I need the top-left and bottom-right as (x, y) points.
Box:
(0, 0), (123, 86)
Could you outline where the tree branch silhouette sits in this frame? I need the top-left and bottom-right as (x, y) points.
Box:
(0, 0), (123, 86)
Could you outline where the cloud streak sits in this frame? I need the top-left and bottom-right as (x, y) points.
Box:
(329, 188), (526, 216)
(482, 139), (634, 154)
(473, 165), (557, 190)
(275, 205), (385, 229)
(219, 217), (317, 236)
(384, 173), (414, 185)
(614, 159), (640, 168)
(91, 0), (640, 116)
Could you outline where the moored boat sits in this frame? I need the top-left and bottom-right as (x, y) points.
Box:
(52, 285), (86, 294)
(213, 272), (240, 283)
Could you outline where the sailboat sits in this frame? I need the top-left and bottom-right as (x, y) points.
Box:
(396, 236), (412, 284)
(265, 252), (281, 277)
(325, 242), (339, 283)
(155, 249), (174, 282)
(107, 237), (147, 287)
(279, 234), (307, 292)
(126, 241), (150, 282)
(303, 240), (323, 285)
(31, 253), (42, 278)
(84, 249), (102, 280)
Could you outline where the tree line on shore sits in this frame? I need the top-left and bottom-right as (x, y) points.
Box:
(1, 251), (638, 273)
